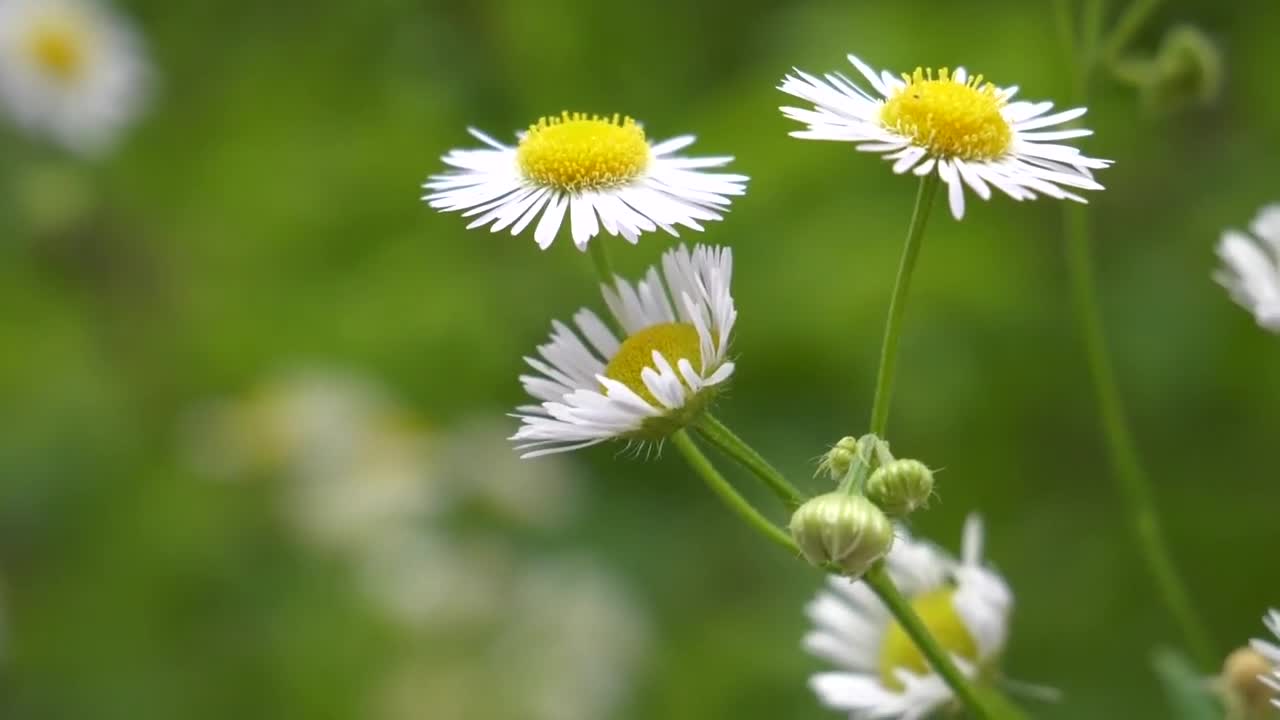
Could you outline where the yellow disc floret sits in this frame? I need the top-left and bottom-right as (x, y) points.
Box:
(603, 323), (702, 406)
(517, 112), (650, 193)
(26, 20), (90, 83)
(880, 68), (1012, 161)
(879, 588), (979, 691)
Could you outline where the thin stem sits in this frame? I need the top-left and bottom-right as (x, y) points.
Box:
(868, 173), (941, 437)
(670, 429), (799, 556)
(585, 239), (627, 335)
(694, 413), (807, 511)
(1100, 0), (1164, 62)
(863, 562), (992, 720)
(1062, 207), (1214, 668)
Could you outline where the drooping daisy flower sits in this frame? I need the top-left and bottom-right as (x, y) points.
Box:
(511, 244), (735, 458)
(423, 112), (748, 250)
(804, 515), (1013, 719)
(779, 55), (1111, 219)
(1215, 204), (1280, 333)
(1251, 609), (1280, 709)
(0, 0), (149, 155)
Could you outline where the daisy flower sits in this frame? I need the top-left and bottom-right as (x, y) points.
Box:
(0, 0), (149, 155)
(1215, 204), (1280, 332)
(511, 244), (735, 458)
(779, 55), (1111, 219)
(804, 515), (1013, 719)
(423, 112), (748, 250)
(1252, 609), (1280, 708)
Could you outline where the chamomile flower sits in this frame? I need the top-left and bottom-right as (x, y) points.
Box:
(779, 55), (1111, 219)
(423, 112), (748, 250)
(1252, 609), (1280, 708)
(0, 0), (149, 155)
(1215, 204), (1280, 332)
(804, 515), (1013, 719)
(511, 244), (735, 458)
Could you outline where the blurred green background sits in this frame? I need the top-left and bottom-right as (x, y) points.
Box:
(1, 0), (1278, 718)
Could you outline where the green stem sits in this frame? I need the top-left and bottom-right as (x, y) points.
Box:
(694, 413), (807, 510)
(586, 239), (626, 335)
(863, 562), (993, 719)
(670, 429), (799, 556)
(868, 173), (941, 437)
(1062, 207), (1214, 668)
(1100, 0), (1164, 62)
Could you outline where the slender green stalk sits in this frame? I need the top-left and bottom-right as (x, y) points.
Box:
(868, 174), (941, 437)
(1062, 207), (1214, 667)
(670, 430), (799, 556)
(863, 562), (993, 720)
(588, 237), (616, 286)
(694, 413), (806, 510)
(1053, 0), (1213, 668)
(1100, 0), (1164, 62)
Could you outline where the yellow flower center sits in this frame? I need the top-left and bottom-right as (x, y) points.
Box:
(880, 68), (1012, 161)
(26, 20), (89, 83)
(879, 588), (979, 691)
(603, 323), (702, 406)
(517, 112), (650, 193)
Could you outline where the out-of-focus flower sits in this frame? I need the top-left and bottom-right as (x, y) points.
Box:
(0, 0), (149, 155)
(423, 112), (747, 250)
(804, 515), (1013, 719)
(779, 55), (1110, 219)
(1252, 610), (1280, 709)
(512, 244), (735, 458)
(1215, 204), (1280, 333)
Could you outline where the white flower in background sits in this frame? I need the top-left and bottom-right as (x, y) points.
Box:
(1215, 204), (1280, 333)
(804, 515), (1013, 719)
(1252, 609), (1280, 708)
(0, 0), (149, 155)
(423, 112), (748, 250)
(512, 244), (735, 458)
(375, 557), (649, 720)
(778, 55), (1110, 220)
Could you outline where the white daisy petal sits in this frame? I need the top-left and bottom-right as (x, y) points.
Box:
(1215, 205), (1280, 333)
(511, 244), (736, 456)
(801, 513), (1018, 719)
(778, 54), (1109, 220)
(425, 114), (747, 248)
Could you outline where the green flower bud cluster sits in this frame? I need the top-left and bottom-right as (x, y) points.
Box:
(791, 433), (936, 577)
(1111, 24), (1223, 112)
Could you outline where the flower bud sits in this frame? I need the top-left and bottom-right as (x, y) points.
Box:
(789, 492), (894, 577)
(866, 458), (934, 517)
(1153, 26), (1223, 109)
(818, 436), (860, 482)
(1217, 646), (1278, 719)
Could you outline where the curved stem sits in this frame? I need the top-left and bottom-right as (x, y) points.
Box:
(694, 413), (807, 510)
(1100, 0), (1165, 62)
(868, 174), (941, 437)
(1062, 207), (1214, 667)
(670, 429), (799, 556)
(863, 562), (993, 719)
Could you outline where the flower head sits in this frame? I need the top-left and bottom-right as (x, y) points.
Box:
(1250, 609), (1280, 710)
(511, 244), (735, 457)
(0, 0), (149, 155)
(779, 55), (1111, 219)
(1215, 204), (1280, 332)
(804, 515), (1013, 719)
(423, 112), (748, 250)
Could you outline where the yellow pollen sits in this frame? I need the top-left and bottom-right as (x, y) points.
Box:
(26, 21), (89, 83)
(603, 323), (702, 405)
(879, 588), (979, 691)
(517, 112), (650, 193)
(880, 67), (1012, 161)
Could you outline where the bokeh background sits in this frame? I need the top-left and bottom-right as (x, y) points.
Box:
(1, 0), (1278, 718)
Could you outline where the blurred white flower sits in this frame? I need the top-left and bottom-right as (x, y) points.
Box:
(804, 515), (1013, 719)
(1215, 204), (1280, 333)
(423, 112), (747, 250)
(0, 0), (150, 155)
(1252, 609), (1280, 709)
(779, 55), (1109, 219)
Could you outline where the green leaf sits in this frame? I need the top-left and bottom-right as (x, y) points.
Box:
(1152, 647), (1223, 720)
